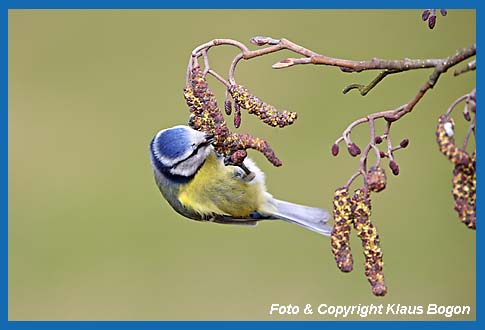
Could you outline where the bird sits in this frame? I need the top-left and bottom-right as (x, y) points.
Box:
(149, 125), (332, 236)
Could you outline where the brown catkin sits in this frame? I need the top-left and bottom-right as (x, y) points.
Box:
(436, 114), (470, 165)
(452, 152), (476, 229)
(367, 166), (387, 193)
(331, 187), (354, 273)
(229, 84), (297, 128)
(352, 188), (387, 296)
(183, 66), (282, 166)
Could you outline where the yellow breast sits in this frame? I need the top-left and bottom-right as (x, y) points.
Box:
(178, 152), (268, 218)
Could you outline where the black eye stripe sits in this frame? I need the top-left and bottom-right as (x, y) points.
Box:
(172, 141), (210, 168)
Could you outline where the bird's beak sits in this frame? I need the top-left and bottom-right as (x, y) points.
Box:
(204, 133), (216, 144)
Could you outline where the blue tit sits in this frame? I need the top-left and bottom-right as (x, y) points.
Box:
(149, 125), (332, 236)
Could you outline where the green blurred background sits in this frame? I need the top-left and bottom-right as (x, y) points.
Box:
(8, 10), (476, 320)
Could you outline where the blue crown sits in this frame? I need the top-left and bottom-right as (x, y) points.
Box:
(152, 127), (191, 161)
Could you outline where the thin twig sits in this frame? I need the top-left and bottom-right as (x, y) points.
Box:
(454, 59), (476, 76)
(384, 122), (393, 161)
(186, 37), (475, 177)
(343, 69), (400, 96)
(207, 69), (231, 88)
(463, 118), (476, 151)
(345, 171), (363, 189)
(446, 94), (469, 116)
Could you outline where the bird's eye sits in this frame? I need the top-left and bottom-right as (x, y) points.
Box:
(191, 143), (196, 148)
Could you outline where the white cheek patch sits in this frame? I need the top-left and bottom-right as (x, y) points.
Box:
(169, 146), (211, 177)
